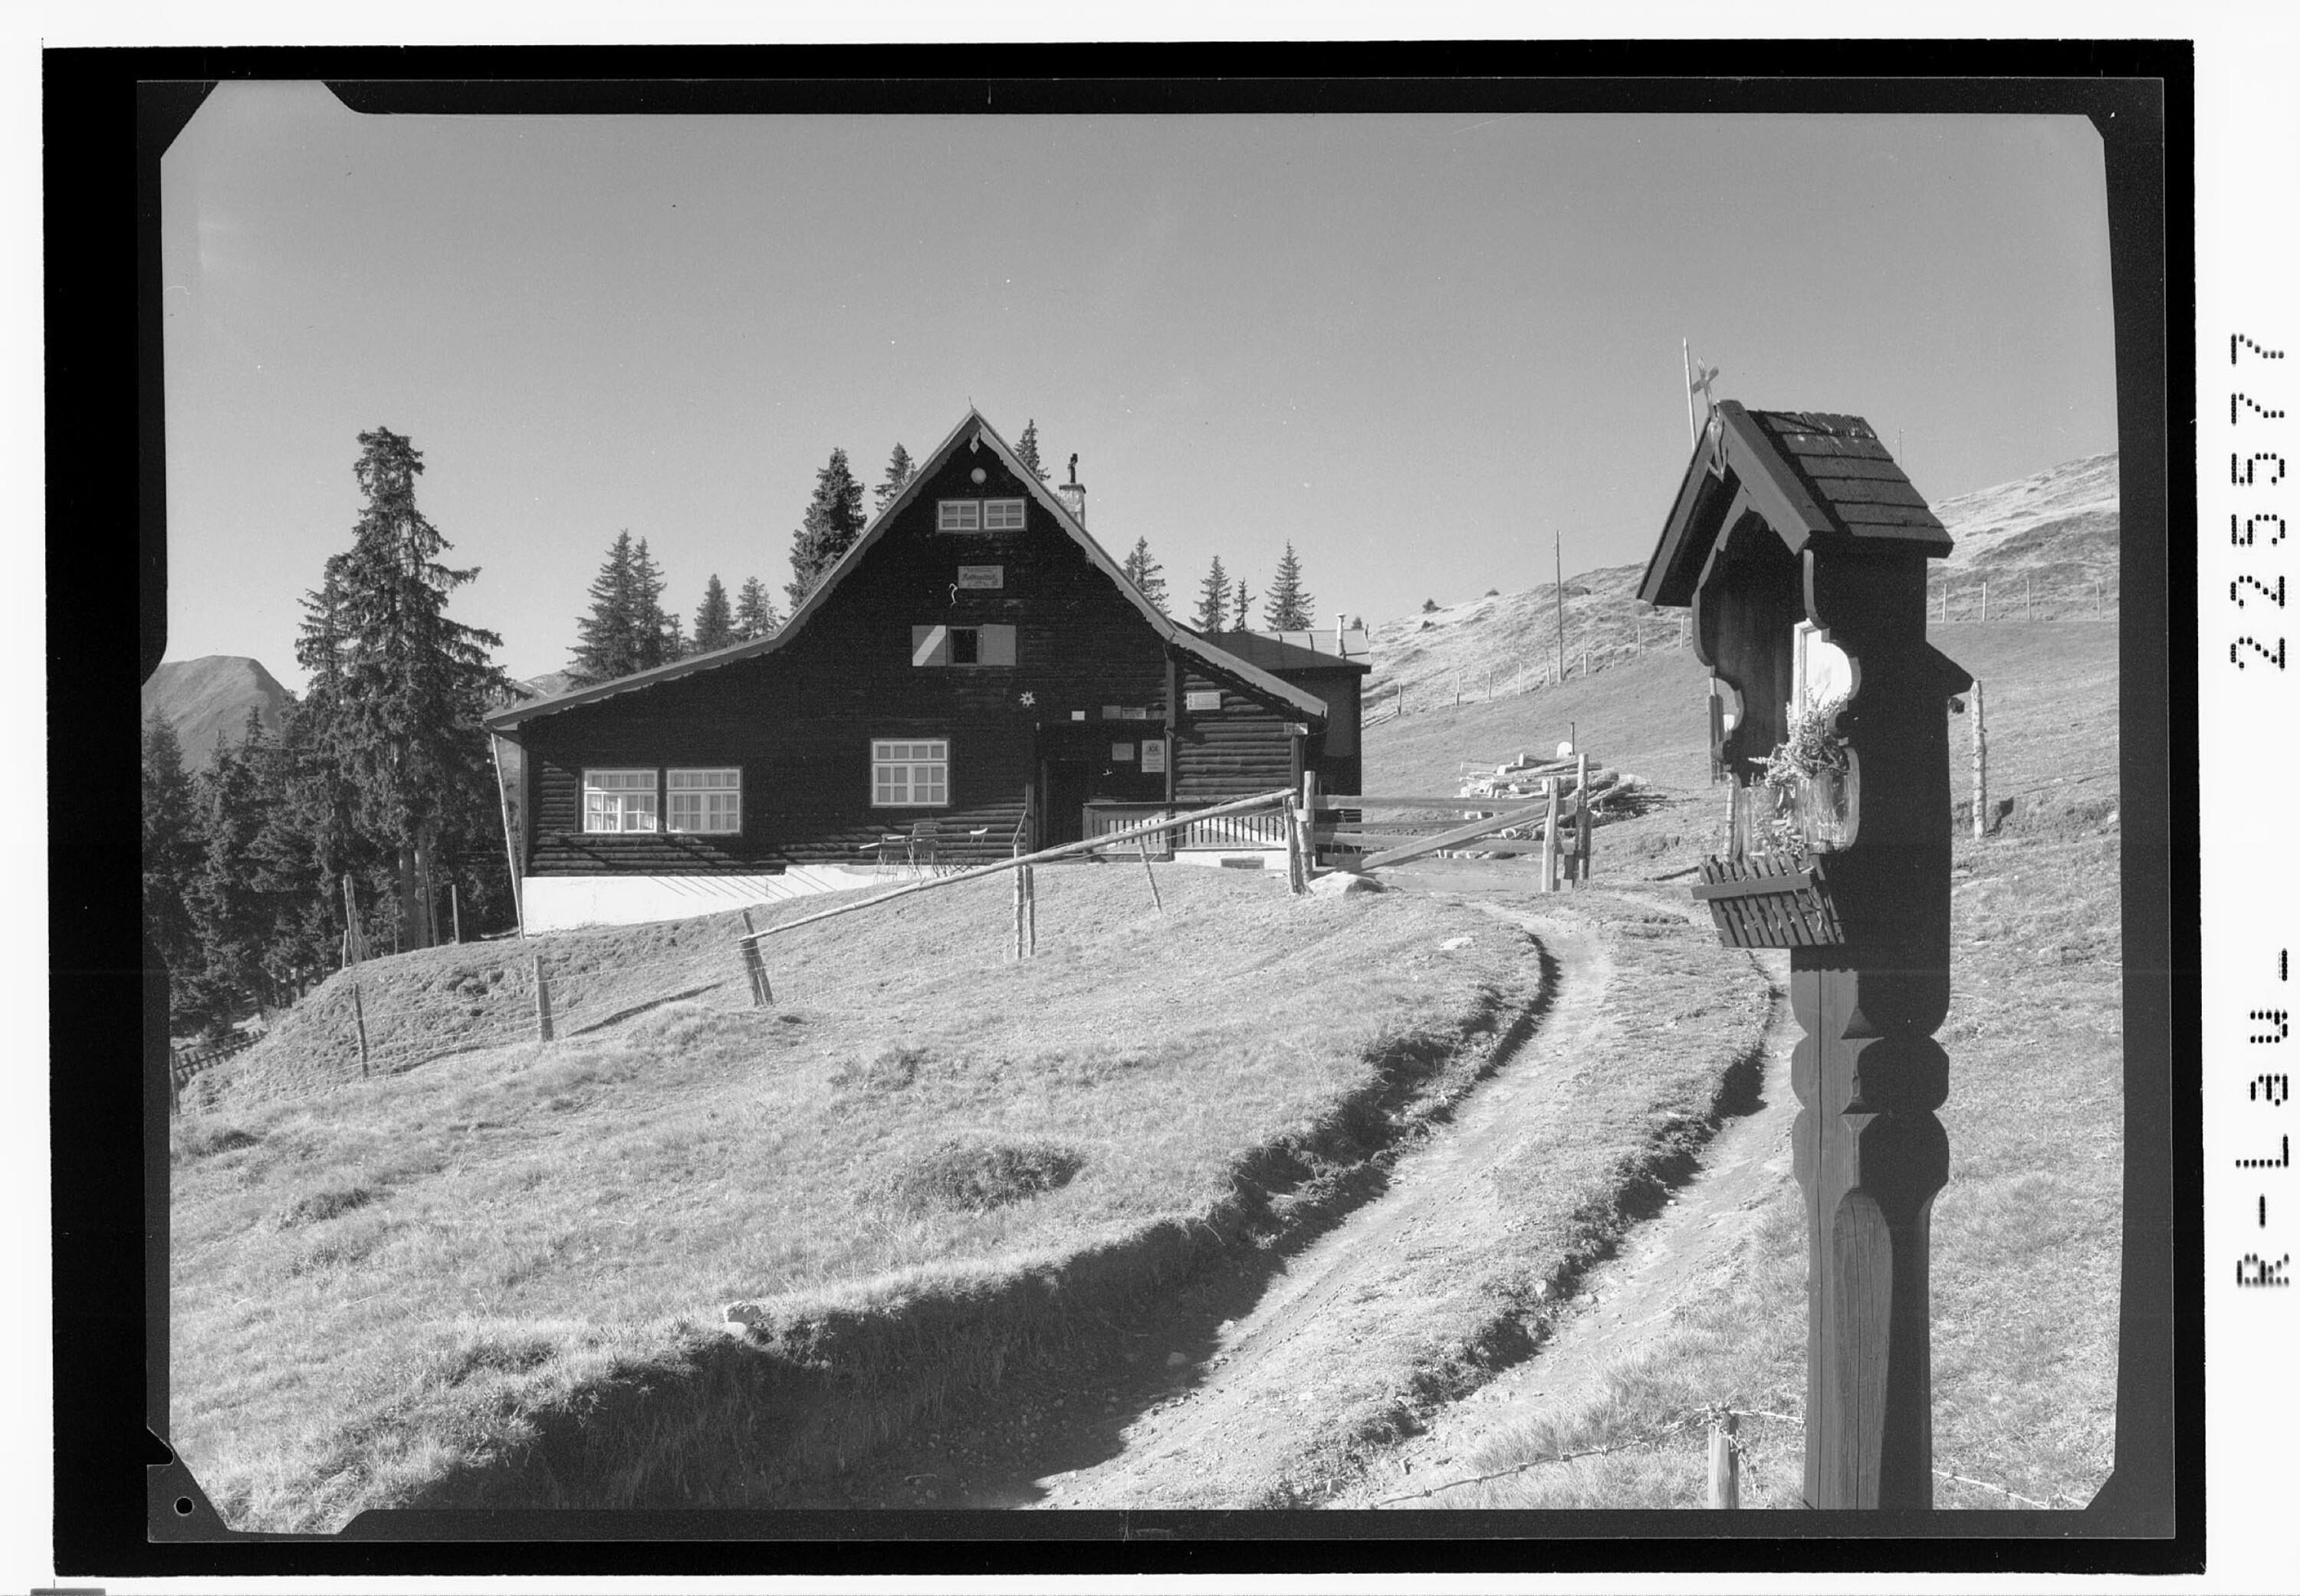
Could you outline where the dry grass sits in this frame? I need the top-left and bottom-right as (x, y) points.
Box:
(171, 862), (1538, 1530)
(1405, 806), (2124, 1510)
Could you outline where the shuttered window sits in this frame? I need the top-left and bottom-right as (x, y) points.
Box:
(582, 769), (659, 832)
(872, 740), (949, 807)
(911, 624), (1016, 667)
(983, 498), (1027, 531)
(666, 768), (741, 834)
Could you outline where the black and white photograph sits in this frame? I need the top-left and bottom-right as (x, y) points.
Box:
(60, 35), (2210, 1585)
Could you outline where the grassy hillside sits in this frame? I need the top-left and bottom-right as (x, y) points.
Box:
(172, 863), (1549, 1529)
(142, 655), (292, 768)
(1349, 509), (2128, 1507)
(1355, 451), (2118, 719)
(1365, 620), (2120, 841)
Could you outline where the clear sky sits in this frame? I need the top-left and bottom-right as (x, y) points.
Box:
(162, 87), (2117, 687)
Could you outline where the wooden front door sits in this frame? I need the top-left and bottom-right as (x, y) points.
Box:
(1042, 756), (1092, 845)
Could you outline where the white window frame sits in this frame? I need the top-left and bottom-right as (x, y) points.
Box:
(666, 767), (742, 835)
(935, 498), (1027, 534)
(582, 768), (659, 833)
(871, 738), (950, 808)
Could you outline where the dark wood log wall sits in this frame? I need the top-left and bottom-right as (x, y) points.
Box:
(1171, 670), (1301, 805)
(515, 436), (1320, 875)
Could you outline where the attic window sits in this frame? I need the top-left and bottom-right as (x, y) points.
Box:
(913, 623), (1016, 667)
(937, 498), (1026, 534)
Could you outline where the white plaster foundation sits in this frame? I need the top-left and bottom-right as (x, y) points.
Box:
(520, 866), (904, 932)
(521, 849), (1287, 931)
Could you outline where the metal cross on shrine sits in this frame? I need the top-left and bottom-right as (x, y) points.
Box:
(1640, 401), (1969, 1509)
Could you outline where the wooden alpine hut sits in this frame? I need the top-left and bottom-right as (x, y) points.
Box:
(484, 409), (1365, 931)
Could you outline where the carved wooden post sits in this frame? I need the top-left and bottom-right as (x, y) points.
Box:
(1644, 403), (1967, 1509)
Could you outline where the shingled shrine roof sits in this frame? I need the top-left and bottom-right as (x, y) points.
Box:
(1638, 402), (1954, 607)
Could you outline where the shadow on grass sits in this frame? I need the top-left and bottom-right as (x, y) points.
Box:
(774, 942), (1565, 1511)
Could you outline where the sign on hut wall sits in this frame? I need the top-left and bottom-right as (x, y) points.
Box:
(957, 565), (1004, 589)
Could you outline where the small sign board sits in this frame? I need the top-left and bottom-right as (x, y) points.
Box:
(957, 565), (1004, 589)
(1142, 739), (1167, 774)
(1184, 688), (1223, 713)
(1110, 742), (1135, 761)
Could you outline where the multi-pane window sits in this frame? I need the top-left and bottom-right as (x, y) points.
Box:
(666, 768), (741, 834)
(583, 769), (658, 832)
(872, 739), (949, 807)
(936, 498), (1026, 533)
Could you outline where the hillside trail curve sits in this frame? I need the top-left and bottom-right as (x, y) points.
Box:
(790, 861), (1788, 1512)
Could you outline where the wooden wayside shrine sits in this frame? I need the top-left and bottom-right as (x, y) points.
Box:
(1641, 402), (1970, 1509)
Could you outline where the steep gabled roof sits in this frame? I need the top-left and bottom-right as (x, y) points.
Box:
(487, 409), (1328, 729)
(1639, 402), (1954, 608)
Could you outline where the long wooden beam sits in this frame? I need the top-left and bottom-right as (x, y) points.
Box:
(734, 787), (1295, 944)
(1358, 800), (1552, 871)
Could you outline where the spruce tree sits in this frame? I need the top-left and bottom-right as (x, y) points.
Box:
(569, 531), (640, 686)
(1121, 537), (1169, 615)
(873, 442), (915, 516)
(302, 426), (510, 953)
(630, 537), (673, 671)
(692, 573), (735, 652)
(1263, 540), (1316, 629)
(141, 709), (202, 989)
(1194, 556), (1230, 632)
(1016, 419), (1048, 480)
(186, 725), (271, 1025)
(1231, 576), (1253, 630)
(733, 575), (780, 642)
(786, 447), (867, 612)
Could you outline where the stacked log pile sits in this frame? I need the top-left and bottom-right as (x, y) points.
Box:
(1451, 754), (1641, 855)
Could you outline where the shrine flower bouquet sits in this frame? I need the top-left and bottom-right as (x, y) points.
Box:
(1760, 692), (1855, 852)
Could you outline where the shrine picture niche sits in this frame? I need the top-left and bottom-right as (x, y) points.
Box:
(1641, 401), (1970, 1509)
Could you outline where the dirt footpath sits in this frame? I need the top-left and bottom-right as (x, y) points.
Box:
(792, 861), (1775, 1512)
(1034, 906), (1613, 1509)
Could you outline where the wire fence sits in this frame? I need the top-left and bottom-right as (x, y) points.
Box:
(172, 943), (747, 1112)
(1367, 1401), (2088, 1511)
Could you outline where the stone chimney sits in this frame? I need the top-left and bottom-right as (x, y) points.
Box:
(1054, 452), (1086, 524)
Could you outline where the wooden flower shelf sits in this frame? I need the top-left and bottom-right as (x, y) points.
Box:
(1690, 849), (1846, 948)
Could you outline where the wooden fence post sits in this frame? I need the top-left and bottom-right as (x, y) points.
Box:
(1968, 678), (1988, 839)
(450, 883), (462, 945)
(1137, 835), (1164, 913)
(350, 980), (370, 1078)
(342, 874), (361, 968)
(739, 908), (773, 1005)
(1707, 1410), (1740, 1509)
(1013, 850), (1027, 959)
(1025, 863), (1037, 954)
(1980, 579), (1989, 622)
(533, 952), (554, 1042)
(1302, 770), (1321, 878)
(1575, 751), (1591, 885)
(1539, 778), (1560, 892)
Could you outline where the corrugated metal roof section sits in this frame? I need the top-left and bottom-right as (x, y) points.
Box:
(1193, 629), (1373, 674)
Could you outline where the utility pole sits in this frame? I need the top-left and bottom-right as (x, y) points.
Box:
(1555, 528), (1567, 687)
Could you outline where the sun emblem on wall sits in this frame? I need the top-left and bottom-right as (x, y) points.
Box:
(1019, 691), (1037, 707)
